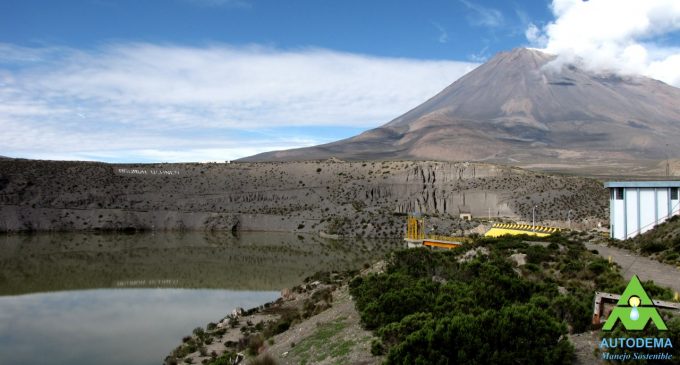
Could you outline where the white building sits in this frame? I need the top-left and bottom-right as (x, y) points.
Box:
(605, 181), (680, 240)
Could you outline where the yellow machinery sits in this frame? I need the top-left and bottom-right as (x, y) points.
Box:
(406, 216), (425, 240)
(405, 216), (562, 248)
(405, 215), (467, 249)
(484, 223), (560, 238)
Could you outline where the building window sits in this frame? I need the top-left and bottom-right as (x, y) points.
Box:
(672, 187), (678, 200)
(615, 187), (624, 200)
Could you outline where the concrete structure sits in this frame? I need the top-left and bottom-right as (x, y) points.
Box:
(604, 181), (680, 240)
(592, 291), (680, 327)
(458, 206), (472, 221)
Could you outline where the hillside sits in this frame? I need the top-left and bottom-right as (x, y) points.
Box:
(243, 48), (680, 176)
(610, 215), (680, 266)
(168, 234), (680, 365)
(0, 159), (607, 233)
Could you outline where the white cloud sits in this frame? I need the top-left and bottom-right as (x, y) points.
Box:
(468, 46), (490, 62)
(431, 22), (449, 44)
(459, 0), (504, 28)
(0, 43), (477, 162)
(525, 23), (547, 46)
(648, 54), (680, 86)
(526, 0), (680, 87)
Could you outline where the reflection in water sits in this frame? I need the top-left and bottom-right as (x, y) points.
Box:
(0, 232), (400, 365)
(0, 231), (399, 294)
(0, 289), (279, 365)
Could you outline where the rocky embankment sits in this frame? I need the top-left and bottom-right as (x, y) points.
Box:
(165, 270), (381, 365)
(0, 159), (607, 234)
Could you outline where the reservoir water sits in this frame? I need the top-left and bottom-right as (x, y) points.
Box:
(0, 232), (399, 365)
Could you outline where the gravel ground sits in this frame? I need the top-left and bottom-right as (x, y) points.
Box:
(586, 242), (680, 293)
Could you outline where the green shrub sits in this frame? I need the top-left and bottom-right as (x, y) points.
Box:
(525, 245), (552, 264)
(351, 272), (437, 329)
(385, 304), (573, 365)
(206, 351), (238, 365)
(349, 242), (594, 364)
(247, 334), (264, 356)
(665, 252), (679, 261)
(370, 339), (385, 356)
(673, 238), (680, 252)
(550, 293), (591, 333)
(641, 280), (674, 301)
(561, 261), (584, 274)
(377, 312), (433, 347)
(586, 259), (609, 275)
(273, 320), (290, 334)
(640, 240), (668, 254)
(228, 317), (239, 328)
(193, 327), (205, 339)
(525, 262), (540, 272)
(247, 354), (277, 365)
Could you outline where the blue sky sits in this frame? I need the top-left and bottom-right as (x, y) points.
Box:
(1, 0), (679, 162)
(1, 0), (549, 61)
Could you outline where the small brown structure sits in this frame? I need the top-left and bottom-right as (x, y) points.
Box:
(592, 291), (680, 327)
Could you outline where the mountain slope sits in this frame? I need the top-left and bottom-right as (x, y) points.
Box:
(242, 48), (680, 173)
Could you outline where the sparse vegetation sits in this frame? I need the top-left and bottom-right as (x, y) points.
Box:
(611, 215), (680, 265)
(0, 160), (606, 235)
(247, 354), (278, 365)
(349, 234), (639, 364)
(288, 317), (351, 365)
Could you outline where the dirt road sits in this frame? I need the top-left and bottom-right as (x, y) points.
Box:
(586, 242), (680, 293)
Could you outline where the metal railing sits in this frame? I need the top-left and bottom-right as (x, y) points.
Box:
(491, 223), (561, 234)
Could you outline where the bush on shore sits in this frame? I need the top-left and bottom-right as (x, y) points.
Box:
(349, 234), (635, 364)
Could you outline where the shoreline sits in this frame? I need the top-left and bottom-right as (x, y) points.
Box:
(165, 269), (381, 365)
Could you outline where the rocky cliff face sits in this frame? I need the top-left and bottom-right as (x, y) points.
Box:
(0, 159), (607, 234)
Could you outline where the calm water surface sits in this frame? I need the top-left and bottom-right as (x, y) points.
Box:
(0, 232), (399, 365)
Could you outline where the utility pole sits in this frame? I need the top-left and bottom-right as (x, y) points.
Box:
(666, 144), (670, 177)
(567, 209), (572, 229)
(532, 205), (538, 232)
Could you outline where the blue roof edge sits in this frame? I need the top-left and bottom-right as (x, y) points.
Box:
(604, 181), (680, 188)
